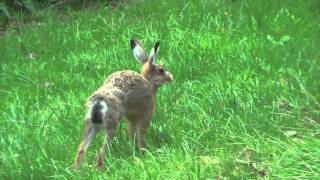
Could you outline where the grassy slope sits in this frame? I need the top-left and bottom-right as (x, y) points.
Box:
(1, 0), (320, 179)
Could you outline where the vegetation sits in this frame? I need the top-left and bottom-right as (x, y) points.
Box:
(1, 0), (319, 179)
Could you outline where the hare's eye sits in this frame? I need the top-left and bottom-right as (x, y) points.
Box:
(158, 67), (165, 74)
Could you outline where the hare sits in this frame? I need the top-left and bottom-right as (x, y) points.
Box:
(73, 39), (173, 170)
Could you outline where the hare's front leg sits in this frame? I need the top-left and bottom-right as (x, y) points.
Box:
(128, 120), (137, 143)
(74, 120), (100, 169)
(136, 119), (151, 151)
(127, 117), (150, 151)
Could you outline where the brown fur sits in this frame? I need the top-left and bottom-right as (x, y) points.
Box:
(73, 40), (172, 170)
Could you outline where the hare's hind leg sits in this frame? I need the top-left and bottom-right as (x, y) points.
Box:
(96, 106), (121, 170)
(73, 98), (106, 169)
(73, 120), (100, 169)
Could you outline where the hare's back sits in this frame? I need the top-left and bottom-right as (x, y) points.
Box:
(89, 70), (151, 106)
(105, 70), (151, 95)
(105, 70), (148, 90)
(106, 70), (153, 107)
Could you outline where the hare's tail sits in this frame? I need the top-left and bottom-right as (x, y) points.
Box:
(90, 98), (107, 124)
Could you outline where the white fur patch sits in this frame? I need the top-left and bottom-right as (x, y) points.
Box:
(99, 100), (108, 119)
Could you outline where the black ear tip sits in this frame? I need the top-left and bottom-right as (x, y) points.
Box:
(130, 39), (136, 49)
(155, 41), (160, 50)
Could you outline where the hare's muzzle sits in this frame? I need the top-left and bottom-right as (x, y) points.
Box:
(165, 72), (173, 83)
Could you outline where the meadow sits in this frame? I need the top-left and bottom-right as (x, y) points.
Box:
(1, 0), (320, 179)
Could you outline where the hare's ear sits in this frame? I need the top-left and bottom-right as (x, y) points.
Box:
(148, 42), (160, 64)
(130, 39), (148, 64)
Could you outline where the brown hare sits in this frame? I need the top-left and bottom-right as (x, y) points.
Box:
(73, 39), (173, 170)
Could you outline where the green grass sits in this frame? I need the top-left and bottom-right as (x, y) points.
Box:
(1, 0), (320, 179)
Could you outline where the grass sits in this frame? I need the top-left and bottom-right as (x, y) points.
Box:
(1, 0), (320, 179)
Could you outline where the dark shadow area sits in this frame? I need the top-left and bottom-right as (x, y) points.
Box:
(0, 0), (127, 36)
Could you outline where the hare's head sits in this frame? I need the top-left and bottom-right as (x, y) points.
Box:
(130, 39), (173, 86)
